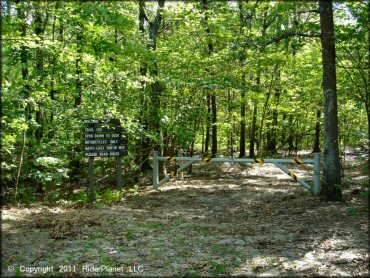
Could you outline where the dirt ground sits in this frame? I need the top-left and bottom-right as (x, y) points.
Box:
(2, 155), (369, 277)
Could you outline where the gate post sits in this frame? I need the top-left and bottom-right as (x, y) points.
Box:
(314, 153), (321, 195)
(177, 149), (183, 181)
(153, 151), (159, 190)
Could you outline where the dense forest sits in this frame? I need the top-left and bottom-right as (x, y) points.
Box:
(1, 1), (369, 277)
(1, 0), (369, 200)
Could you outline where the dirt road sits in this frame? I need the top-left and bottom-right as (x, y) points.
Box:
(2, 161), (368, 277)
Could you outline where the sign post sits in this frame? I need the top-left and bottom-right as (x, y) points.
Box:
(83, 119), (128, 195)
(117, 156), (122, 190)
(89, 157), (95, 198)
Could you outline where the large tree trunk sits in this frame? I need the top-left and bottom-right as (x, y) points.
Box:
(137, 0), (165, 175)
(150, 0), (165, 178)
(137, 0), (152, 172)
(319, 0), (342, 201)
(367, 1), (370, 178)
(313, 109), (321, 153)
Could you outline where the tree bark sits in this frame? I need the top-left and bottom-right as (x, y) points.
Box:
(137, 0), (165, 176)
(211, 93), (217, 157)
(149, 0), (165, 178)
(204, 93), (211, 155)
(75, 29), (83, 107)
(16, 1), (31, 122)
(137, 0), (152, 172)
(267, 71), (280, 154)
(258, 65), (277, 156)
(367, 1), (370, 178)
(249, 102), (257, 157)
(202, 0), (217, 157)
(239, 73), (246, 158)
(288, 114), (294, 155)
(313, 109), (321, 152)
(319, 0), (342, 201)
(34, 5), (45, 142)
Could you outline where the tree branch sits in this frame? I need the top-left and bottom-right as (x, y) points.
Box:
(296, 9), (319, 14)
(139, 0), (150, 23)
(262, 31), (320, 46)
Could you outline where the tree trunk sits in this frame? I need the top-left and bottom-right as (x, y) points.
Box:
(267, 84), (280, 154)
(148, 0), (165, 178)
(49, 2), (60, 127)
(249, 67), (260, 157)
(16, 1), (31, 123)
(367, 1), (370, 178)
(137, 0), (152, 172)
(249, 102), (257, 157)
(34, 5), (45, 142)
(202, 0), (217, 157)
(75, 30), (83, 107)
(211, 94), (217, 157)
(258, 65), (276, 156)
(228, 91), (235, 157)
(239, 74), (246, 158)
(205, 93), (211, 155)
(69, 22), (83, 185)
(288, 114), (294, 155)
(319, 0), (342, 201)
(313, 109), (321, 152)
(268, 108), (278, 154)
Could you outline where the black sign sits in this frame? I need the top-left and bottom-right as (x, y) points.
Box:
(83, 119), (128, 157)
(85, 126), (124, 133)
(84, 119), (121, 125)
(84, 138), (128, 145)
(84, 145), (128, 151)
(84, 133), (125, 139)
(85, 150), (128, 157)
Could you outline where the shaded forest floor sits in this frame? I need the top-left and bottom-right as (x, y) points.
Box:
(2, 153), (369, 277)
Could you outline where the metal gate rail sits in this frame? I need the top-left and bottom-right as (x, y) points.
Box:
(153, 151), (321, 195)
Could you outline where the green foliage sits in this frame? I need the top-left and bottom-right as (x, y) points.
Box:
(208, 261), (228, 276)
(360, 191), (369, 200)
(346, 206), (358, 215)
(99, 189), (126, 204)
(2, 1), (367, 204)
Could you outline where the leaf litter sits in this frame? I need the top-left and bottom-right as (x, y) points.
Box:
(2, 158), (368, 277)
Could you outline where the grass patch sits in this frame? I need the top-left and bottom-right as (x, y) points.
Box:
(84, 241), (97, 249)
(185, 265), (202, 277)
(213, 244), (244, 257)
(142, 222), (166, 231)
(208, 261), (228, 276)
(126, 229), (136, 241)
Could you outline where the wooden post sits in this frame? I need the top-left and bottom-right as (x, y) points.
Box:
(117, 156), (122, 190)
(89, 157), (95, 198)
(177, 149), (183, 181)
